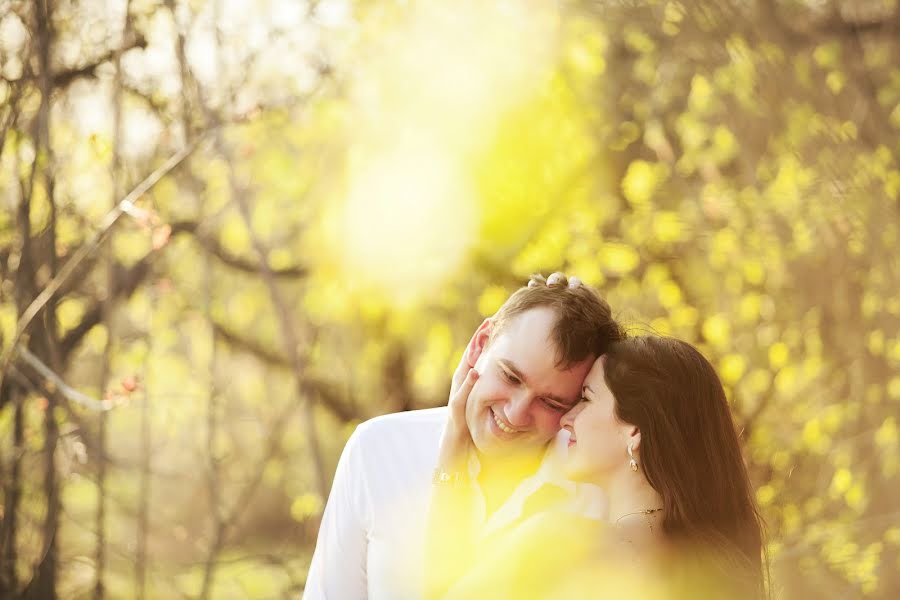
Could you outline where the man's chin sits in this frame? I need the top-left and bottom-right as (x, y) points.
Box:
(471, 432), (548, 461)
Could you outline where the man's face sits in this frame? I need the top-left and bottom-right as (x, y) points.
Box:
(465, 307), (594, 459)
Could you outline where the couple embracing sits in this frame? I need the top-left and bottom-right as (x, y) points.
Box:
(305, 273), (767, 600)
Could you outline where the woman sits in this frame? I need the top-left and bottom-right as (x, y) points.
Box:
(427, 335), (768, 599)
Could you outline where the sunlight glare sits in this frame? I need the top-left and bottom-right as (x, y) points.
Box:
(340, 139), (476, 302)
(334, 0), (558, 303)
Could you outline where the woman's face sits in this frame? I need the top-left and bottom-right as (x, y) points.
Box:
(560, 356), (634, 483)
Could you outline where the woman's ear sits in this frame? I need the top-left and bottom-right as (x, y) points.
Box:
(465, 318), (493, 370)
(626, 427), (642, 454)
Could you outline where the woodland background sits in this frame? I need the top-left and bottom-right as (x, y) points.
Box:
(0, 0), (898, 598)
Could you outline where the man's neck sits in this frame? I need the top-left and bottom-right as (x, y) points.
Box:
(476, 449), (545, 517)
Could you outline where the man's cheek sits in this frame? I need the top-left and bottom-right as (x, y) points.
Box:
(473, 353), (489, 375)
(465, 386), (488, 421)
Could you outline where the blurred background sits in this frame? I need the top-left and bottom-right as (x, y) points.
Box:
(0, 0), (898, 597)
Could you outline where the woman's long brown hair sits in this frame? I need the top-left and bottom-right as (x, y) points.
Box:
(603, 336), (768, 599)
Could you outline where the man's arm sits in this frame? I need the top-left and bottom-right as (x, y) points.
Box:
(303, 427), (371, 599)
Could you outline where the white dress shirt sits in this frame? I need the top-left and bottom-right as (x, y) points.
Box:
(303, 407), (605, 600)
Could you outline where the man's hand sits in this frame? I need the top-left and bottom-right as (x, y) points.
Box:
(449, 328), (480, 397)
(446, 326), (481, 434)
(447, 367), (478, 436)
(440, 346), (480, 472)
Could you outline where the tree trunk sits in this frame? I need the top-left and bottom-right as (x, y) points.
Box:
(30, 1), (61, 597)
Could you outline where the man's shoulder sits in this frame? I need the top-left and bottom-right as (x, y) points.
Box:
(344, 407), (447, 485)
(354, 406), (448, 441)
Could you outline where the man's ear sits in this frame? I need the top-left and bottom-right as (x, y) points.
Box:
(465, 318), (493, 370)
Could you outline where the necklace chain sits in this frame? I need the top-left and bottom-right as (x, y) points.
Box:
(613, 507), (663, 526)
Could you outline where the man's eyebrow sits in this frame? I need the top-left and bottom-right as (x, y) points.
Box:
(498, 359), (528, 383)
(499, 359), (573, 405)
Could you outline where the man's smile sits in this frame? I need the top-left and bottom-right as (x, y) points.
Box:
(490, 408), (520, 435)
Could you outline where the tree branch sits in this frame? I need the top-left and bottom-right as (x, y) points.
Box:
(170, 220), (308, 278)
(60, 254), (154, 361)
(14, 347), (112, 411)
(2, 32), (148, 90)
(0, 134), (206, 394)
(211, 321), (357, 422)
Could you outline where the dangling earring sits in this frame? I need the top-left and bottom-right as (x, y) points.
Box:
(628, 443), (638, 472)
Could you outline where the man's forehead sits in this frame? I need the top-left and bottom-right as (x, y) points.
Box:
(492, 307), (559, 351)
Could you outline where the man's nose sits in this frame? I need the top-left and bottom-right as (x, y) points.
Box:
(560, 402), (583, 429)
(505, 393), (533, 428)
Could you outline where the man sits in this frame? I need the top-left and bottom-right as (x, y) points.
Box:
(304, 273), (624, 599)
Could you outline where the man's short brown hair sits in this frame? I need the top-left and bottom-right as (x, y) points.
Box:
(489, 273), (624, 368)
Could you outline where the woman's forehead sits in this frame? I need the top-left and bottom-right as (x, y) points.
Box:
(584, 356), (609, 386)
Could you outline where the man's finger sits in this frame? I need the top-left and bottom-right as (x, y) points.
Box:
(451, 328), (482, 390)
(451, 368), (479, 406)
(547, 272), (566, 286)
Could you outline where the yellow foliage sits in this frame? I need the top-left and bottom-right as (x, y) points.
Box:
(621, 160), (668, 208)
(669, 305), (699, 330)
(623, 26), (655, 54)
(782, 503), (801, 535)
(830, 468), (852, 495)
(826, 71), (846, 94)
(719, 354), (746, 385)
(291, 493), (324, 521)
(651, 211), (685, 244)
(888, 376), (900, 400)
(414, 322), (456, 392)
(688, 74), (714, 113)
(875, 417), (898, 448)
(745, 368), (771, 394)
(701, 314), (730, 348)
(564, 20), (608, 77)
(477, 286), (509, 317)
(0, 304), (16, 346)
(741, 259), (765, 286)
(885, 528), (900, 546)
(85, 324), (108, 355)
(219, 211), (252, 256)
(709, 229), (738, 268)
(599, 243), (640, 275)
(656, 280), (682, 309)
(802, 418), (830, 454)
(756, 484), (775, 506)
(768, 342), (789, 369)
(813, 41), (841, 68)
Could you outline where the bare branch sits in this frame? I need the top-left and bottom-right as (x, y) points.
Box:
(212, 322), (358, 422)
(1, 32), (148, 90)
(0, 82), (24, 165)
(59, 248), (154, 361)
(170, 220), (309, 278)
(15, 347), (112, 411)
(0, 134), (208, 393)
